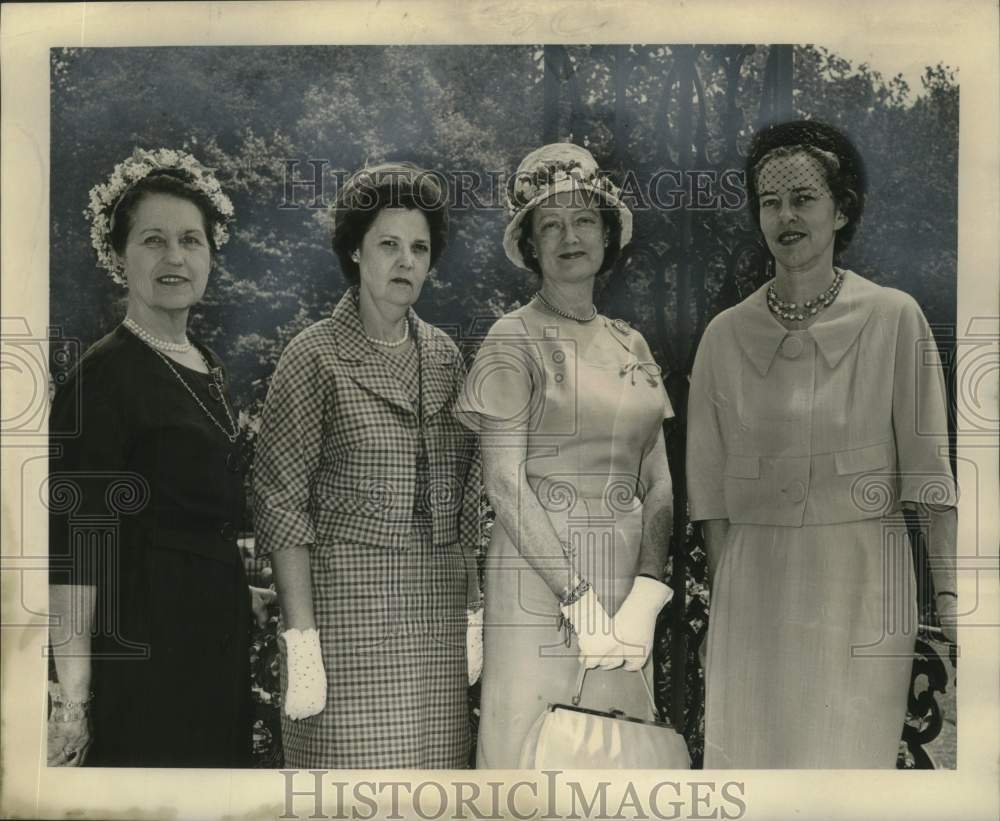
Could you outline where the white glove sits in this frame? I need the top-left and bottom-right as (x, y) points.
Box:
(561, 587), (624, 670)
(282, 627), (327, 720)
(467, 607), (484, 685)
(614, 576), (674, 671)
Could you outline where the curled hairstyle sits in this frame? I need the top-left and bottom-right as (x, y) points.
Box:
(746, 119), (867, 255)
(516, 198), (624, 279)
(109, 170), (224, 258)
(331, 162), (450, 286)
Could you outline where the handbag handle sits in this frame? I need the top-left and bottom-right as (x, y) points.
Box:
(571, 665), (662, 722)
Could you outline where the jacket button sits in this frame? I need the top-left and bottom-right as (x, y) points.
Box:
(781, 335), (804, 359)
(219, 521), (236, 541)
(783, 480), (806, 504)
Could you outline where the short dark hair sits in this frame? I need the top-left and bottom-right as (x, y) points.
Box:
(746, 119), (867, 255)
(516, 200), (623, 278)
(331, 162), (449, 286)
(108, 170), (223, 257)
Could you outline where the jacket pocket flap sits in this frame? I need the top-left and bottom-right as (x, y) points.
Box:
(723, 455), (760, 479)
(835, 443), (890, 475)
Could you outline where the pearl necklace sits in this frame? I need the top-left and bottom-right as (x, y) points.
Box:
(365, 322), (409, 348)
(123, 317), (192, 352)
(535, 291), (597, 323)
(767, 269), (845, 322)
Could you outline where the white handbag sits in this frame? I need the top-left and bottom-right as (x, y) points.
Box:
(518, 666), (691, 769)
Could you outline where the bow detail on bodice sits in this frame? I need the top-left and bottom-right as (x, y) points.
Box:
(620, 360), (662, 387)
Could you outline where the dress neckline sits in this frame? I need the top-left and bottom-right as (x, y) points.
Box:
(118, 324), (216, 378)
(524, 302), (635, 369)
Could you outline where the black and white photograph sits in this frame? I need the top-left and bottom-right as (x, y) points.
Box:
(2, 1), (997, 819)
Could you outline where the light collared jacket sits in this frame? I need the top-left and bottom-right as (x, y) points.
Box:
(687, 270), (957, 526)
(252, 288), (481, 601)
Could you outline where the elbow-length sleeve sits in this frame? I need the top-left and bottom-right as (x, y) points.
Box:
(686, 324), (729, 521)
(891, 296), (958, 507)
(252, 334), (328, 556)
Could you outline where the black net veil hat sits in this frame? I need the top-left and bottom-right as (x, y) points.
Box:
(746, 119), (868, 255)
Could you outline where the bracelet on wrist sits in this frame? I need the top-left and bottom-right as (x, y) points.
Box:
(559, 578), (591, 608)
(52, 691), (93, 708)
(51, 704), (90, 723)
(936, 591), (958, 598)
(50, 691), (93, 723)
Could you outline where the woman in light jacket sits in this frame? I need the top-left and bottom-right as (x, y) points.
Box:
(687, 119), (958, 768)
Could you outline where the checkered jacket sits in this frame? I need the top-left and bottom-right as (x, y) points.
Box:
(252, 289), (482, 602)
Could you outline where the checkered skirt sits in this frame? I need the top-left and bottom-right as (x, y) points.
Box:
(279, 525), (470, 768)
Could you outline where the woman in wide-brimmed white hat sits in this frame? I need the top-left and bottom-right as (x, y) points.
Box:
(456, 143), (676, 767)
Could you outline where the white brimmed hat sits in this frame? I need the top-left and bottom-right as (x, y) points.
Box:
(502, 142), (633, 271)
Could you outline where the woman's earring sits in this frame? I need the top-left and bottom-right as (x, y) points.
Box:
(351, 251), (360, 263)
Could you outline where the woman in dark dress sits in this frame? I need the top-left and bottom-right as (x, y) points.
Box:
(47, 148), (270, 767)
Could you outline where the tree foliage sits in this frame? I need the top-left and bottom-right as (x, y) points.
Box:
(51, 44), (957, 406)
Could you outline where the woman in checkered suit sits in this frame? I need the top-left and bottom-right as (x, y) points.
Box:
(456, 144), (676, 767)
(253, 163), (482, 768)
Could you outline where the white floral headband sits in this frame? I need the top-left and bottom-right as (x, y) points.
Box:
(85, 147), (234, 284)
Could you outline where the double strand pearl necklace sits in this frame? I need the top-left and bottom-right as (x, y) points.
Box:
(767, 269), (845, 322)
(535, 291), (597, 323)
(122, 316), (192, 353)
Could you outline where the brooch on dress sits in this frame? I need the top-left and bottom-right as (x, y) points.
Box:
(610, 318), (632, 336)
